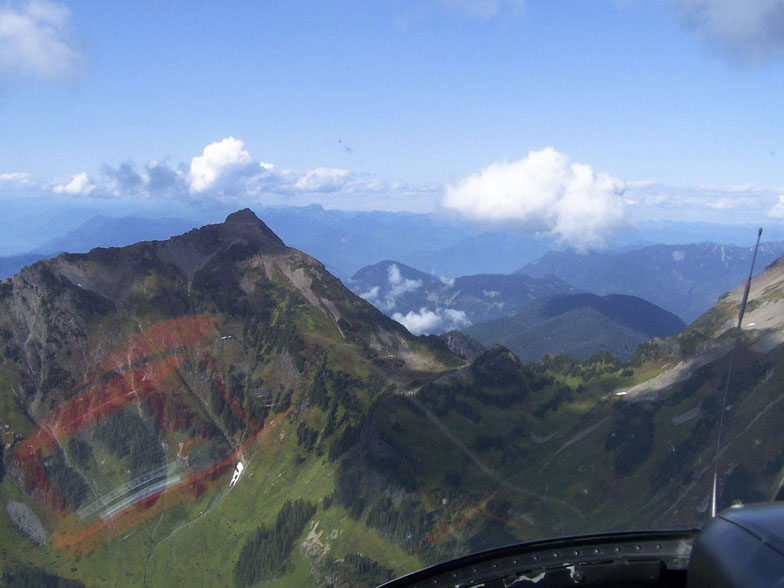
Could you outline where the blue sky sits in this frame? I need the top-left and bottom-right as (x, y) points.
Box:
(1, 0), (784, 251)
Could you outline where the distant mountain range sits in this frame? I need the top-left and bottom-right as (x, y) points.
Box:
(6, 205), (783, 282)
(347, 260), (576, 333)
(518, 241), (784, 323)
(349, 261), (686, 362)
(32, 215), (199, 255)
(464, 293), (686, 362)
(254, 205), (559, 279)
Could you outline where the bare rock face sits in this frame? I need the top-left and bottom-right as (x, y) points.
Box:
(439, 330), (484, 361)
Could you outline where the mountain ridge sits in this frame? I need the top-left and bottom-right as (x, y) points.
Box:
(464, 293), (686, 362)
(518, 241), (784, 322)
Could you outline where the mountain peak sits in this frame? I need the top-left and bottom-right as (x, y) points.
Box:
(224, 208), (262, 225)
(219, 208), (287, 251)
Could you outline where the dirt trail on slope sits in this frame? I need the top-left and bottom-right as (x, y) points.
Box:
(539, 417), (610, 472)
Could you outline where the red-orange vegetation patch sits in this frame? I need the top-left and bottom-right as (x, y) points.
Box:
(9, 314), (279, 550)
(84, 315), (217, 382)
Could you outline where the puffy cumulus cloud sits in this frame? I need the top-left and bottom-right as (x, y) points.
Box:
(187, 138), (384, 200)
(392, 307), (470, 335)
(189, 137), (256, 193)
(672, 0), (784, 64)
(443, 148), (626, 250)
(437, 0), (524, 19)
(0, 0), (85, 81)
(768, 195), (784, 219)
(53, 171), (94, 195)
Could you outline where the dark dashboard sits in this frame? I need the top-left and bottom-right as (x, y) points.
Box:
(379, 502), (784, 588)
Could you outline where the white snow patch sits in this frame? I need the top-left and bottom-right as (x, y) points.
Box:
(672, 250), (685, 262)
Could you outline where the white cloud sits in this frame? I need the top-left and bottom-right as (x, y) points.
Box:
(392, 307), (470, 335)
(0, 172), (32, 185)
(53, 171), (94, 195)
(0, 0), (84, 81)
(387, 263), (404, 285)
(624, 182), (781, 224)
(442, 147), (626, 250)
(295, 167), (351, 192)
(768, 195), (784, 219)
(381, 263), (422, 310)
(359, 285), (381, 304)
(358, 264), (425, 311)
(188, 137), (389, 201)
(17, 137), (439, 211)
(672, 0), (784, 64)
(102, 160), (188, 199)
(189, 137), (254, 193)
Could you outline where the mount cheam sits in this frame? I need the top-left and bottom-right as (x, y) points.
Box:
(1, 210), (783, 588)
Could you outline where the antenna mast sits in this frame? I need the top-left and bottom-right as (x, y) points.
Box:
(710, 227), (763, 518)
